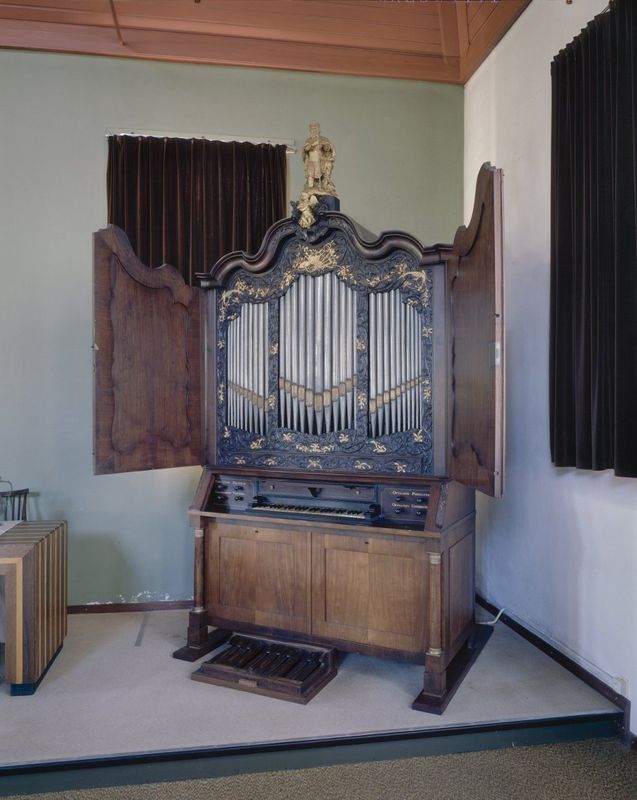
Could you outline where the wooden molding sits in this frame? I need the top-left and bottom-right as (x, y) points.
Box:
(0, 1), (532, 85)
(68, 600), (192, 613)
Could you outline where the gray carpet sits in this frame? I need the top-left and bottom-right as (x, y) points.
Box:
(0, 612), (619, 767)
(4, 739), (636, 800)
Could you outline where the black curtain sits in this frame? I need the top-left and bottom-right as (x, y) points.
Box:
(107, 136), (287, 286)
(550, 0), (637, 477)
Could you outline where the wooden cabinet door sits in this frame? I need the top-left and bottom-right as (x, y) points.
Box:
(206, 522), (310, 634)
(93, 226), (202, 474)
(447, 164), (504, 497)
(311, 533), (428, 655)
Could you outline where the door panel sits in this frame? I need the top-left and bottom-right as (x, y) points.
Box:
(447, 164), (504, 497)
(325, 549), (369, 629)
(93, 226), (201, 474)
(206, 523), (310, 633)
(312, 533), (428, 654)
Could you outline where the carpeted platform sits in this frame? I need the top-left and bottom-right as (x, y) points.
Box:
(0, 609), (620, 768)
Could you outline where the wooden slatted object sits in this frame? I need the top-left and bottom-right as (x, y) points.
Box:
(0, 521), (68, 695)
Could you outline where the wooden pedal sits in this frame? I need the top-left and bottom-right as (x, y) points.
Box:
(191, 634), (339, 704)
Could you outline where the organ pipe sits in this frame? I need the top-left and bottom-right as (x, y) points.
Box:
(226, 303), (269, 435)
(278, 274), (357, 435)
(368, 289), (423, 437)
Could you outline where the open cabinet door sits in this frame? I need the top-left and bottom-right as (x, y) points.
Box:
(447, 164), (504, 497)
(93, 226), (202, 474)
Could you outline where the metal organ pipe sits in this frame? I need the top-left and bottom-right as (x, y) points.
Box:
(368, 289), (423, 437)
(226, 303), (269, 435)
(314, 276), (324, 434)
(339, 281), (347, 431)
(229, 282), (424, 441)
(324, 274), (332, 434)
(332, 275), (341, 430)
(291, 281), (299, 432)
(297, 279), (306, 433)
(277, 274), (356, 435)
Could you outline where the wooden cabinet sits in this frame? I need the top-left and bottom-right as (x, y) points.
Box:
(198, 500), (475, 678)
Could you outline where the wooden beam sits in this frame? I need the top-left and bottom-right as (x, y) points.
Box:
(0, 19), (461, 83)
(437, 2), (460, 61)
(0, 1), (531, 85)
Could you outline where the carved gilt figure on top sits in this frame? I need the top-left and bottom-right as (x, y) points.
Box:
(302, 122), (337, 197)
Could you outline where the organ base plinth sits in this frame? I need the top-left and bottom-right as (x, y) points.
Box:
(172, 618), (232, 662)
(191, 634), (339, 704)
(412, 624), (493, 715)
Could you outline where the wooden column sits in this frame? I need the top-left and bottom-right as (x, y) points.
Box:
(422, 549), (446, 698)
(173, 524), (231, 662)
(193, 527), (205, 612)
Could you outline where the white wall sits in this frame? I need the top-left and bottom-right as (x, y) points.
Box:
(465, 0), (637, 731)
(0, 51), (463, 605)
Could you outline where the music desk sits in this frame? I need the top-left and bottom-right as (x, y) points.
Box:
(0, 521), (68, 695)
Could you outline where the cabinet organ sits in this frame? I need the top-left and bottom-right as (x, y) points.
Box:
(93, 161), (503, 712)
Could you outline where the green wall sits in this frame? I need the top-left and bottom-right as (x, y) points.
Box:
(0, 50), (462, 603)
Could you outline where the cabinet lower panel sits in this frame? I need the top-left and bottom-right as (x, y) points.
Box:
(180, 493), (480, 714)
(205, 523), (311, 634)
(202, 518), (474, 663)
(311, 533), (428, 653)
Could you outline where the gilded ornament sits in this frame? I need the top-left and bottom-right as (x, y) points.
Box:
(370, 440), (387, 454)
(307, 458), (322, 469)
(219, 279), (248, 321)
(354, 460), (372, 471)
(293, 241), (339, 275)
(270, 343), (279, 355)
(394, 462), (407, 473)
(297, 192), (319, 229)
(217, 384), (225, 403)
(338, 433), (350, 444)
(335, 264), (354, 282)
(264, 457), (278, 466)
(356, 338), (366, 352)
(282, 432), (293, 442)
(249, 437), (265, 450)
(296, 442), (337, 453)
(413, 428), (424, 443)
(357, 391), (367, 410)
(235, 456), (246, 465)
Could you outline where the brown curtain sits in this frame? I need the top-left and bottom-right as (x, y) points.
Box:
(107, 136), (287, 285)
(550, 0), (637, 477)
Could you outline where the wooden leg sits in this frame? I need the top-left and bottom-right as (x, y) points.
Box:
(412, 624), (493, 714)
(173, 610), (231, 662)
(172, 526), (232, 661)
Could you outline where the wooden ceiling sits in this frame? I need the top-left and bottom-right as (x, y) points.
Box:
(0, 0), (531, 84)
